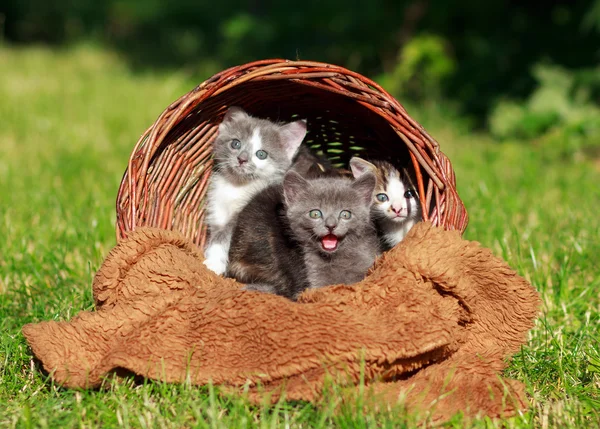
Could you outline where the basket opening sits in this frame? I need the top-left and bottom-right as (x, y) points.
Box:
(224, 80), (411, 169)
(120, 74), (454, 246)
(157, 79), (415, 169)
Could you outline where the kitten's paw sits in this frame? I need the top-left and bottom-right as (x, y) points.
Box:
(203, 257), (227, 275)
(204, 243), (229, 275)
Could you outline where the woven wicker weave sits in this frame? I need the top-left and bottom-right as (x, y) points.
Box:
(116, 60), (468, 247)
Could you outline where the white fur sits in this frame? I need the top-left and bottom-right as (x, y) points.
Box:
(376, 172), (420, 248)
(250, 128), (261, 153)
(204, 117), (306, 275)
(206, 174), (266, 228)
(206, 128), (272, 229)
(381, 218), (418, 248)
(204, 128), (277, 274)
(203, 242), (229, 275)
(203, 174), (272, 275)
(387, 172), (408, 213)
(250, 128), (278, 176)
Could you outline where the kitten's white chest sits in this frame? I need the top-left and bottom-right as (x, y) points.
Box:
(381, 218), (418, 248)
(207, 176), (263, 227)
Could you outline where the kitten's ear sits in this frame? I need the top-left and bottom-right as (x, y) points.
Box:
(349, 157), (376, 179)
(219, 107), (248, 133)
(222, 106), (248, 122)
(352, 173), (377, 205)
(279, 120), (307, 159)
(283, 171), (309, 205)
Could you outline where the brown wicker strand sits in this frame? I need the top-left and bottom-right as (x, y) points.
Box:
(116, 60), (468, 244)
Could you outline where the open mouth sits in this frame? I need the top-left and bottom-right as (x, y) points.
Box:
(320, 234), (339, 252)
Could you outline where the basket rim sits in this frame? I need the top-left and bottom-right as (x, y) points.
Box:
(116, 58), (468, 243)
(176, 59), (449, 191)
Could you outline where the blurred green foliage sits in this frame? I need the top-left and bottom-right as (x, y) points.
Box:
(490, 64), (600, 157)
(1, 0), (599, 127)
(378, 34), (456, 100)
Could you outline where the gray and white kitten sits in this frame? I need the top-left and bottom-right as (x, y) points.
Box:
(227, 170), (378, 299)
(203, 107), (307, 275)
(350, 157), (422, 252)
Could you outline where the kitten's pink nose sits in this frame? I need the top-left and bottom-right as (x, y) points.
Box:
(237, 157), (248, 165)
(391, 206), (403, 214)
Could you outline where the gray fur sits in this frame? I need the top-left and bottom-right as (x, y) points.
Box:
(203, 107), (306, 275)
(284, 172), (379, 290)
(227, 171), (379, 300)
(212, 107), (307, 185)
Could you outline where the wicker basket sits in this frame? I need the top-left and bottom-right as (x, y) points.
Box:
(116, 60), (468, 247)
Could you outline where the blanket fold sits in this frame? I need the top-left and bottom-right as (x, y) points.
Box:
(22, 222), (540, 421)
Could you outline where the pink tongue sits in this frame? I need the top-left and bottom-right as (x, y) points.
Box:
(321, 234), (338, 250)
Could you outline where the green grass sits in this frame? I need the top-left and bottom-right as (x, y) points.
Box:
(1, 44), (599, 428)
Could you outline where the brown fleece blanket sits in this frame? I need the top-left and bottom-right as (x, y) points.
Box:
(22, 223), (539, 421)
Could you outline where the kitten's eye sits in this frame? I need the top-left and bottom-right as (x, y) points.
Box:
(376, 193), (389, 202)
(404, 190), (416, 199)
(255, 150), (268, 160)
(309, 209), (322, 219)
(230, 139), (241, 149)
(339, 210), (352, 219)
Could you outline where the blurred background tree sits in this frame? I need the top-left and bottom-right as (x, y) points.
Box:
(1, 0), (599, 135)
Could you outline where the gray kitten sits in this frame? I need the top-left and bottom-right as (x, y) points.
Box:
(203, 107), (307, 275)
(227, 170), (378, 299)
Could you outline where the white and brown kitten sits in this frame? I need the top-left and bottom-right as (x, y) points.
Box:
(350, 157), (422, 251)
(227, 170), (378, 300)
(203, 107), (307, 275)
